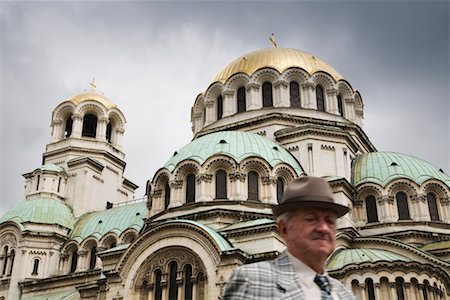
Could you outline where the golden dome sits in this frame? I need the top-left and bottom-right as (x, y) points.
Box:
(213, 48), (343, 83)
(67, 92), (117, 109)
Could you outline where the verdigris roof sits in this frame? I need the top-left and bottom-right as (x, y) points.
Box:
(22, 290), (79, 300)
(37, 163), (65, 173)
(352, 152), (450, 188)
(164, 131), (303, 175)
(70, 201), (147, 242)
(0, 198), (74, 230)
(327, 248), (411, 271)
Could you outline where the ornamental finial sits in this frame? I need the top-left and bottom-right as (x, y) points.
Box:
(269, 33), (277, 48)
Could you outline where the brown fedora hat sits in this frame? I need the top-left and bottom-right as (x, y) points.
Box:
(272, 176), (349, 218)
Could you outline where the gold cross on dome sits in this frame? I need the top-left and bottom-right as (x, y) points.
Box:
(269, 33), (277, 48)
(90, 78), (96, 92)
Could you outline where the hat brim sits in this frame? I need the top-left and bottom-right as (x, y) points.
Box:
(272, 200), (349, 218)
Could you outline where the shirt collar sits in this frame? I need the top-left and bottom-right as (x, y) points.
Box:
(287, 250), (328, 287)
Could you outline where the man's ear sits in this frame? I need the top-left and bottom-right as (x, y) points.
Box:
(277, 219), (288, 236)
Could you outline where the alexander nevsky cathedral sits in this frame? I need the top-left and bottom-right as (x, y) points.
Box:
(1, 43), (449, 300)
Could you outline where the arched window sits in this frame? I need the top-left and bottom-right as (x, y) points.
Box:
(427, 192), (440, 221)
(396, 192), (410, 220)
(36, 175), (40, 191)
(82, 114), (97, 137)
(262, 82), (273, 107)
(423, 280), (430, 300)
(396, 277), (405, 300)
(106, 122), (112, 143)
(186, 174), (196, 204)
(168, 262), (178, 300)
(276, 177), (284, 202)
(89, 246), (97, 270)
(8, 249), (15, 275)
(289, 82), (301, 107)
(70, 249), (78, 273)
(237, 86), (246, 113)
(217, 95), (223, 120)
(65, 116), (73, 138)
(32, 259), (39, 275)
(164, 182), (171, 209)
(366, 278), (375, 300)
(316, 85), (325, 112)
(57, 177), (62, 193)
(248, 171), (259, 201)
(1, 246), (8, 275)
(184, 264), (193, 300)
(337, 94), (344, 116)
(154, 269), (163, 300)
(215, 170), (227, 199)
(365, 195), (379, 223)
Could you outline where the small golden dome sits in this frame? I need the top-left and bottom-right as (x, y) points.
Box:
(67, 92), (117, 109)
(213, 48), (343, 83)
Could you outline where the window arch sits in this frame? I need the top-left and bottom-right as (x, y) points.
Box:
(276, 177), (284, 202)
(32, 258), (39, 275)
(215, 170), (227, 199)
(262, 82), (273, 107)
(65, 115), (73, 138)
(289, 81), (301, 107)
(82, 114), (97, 137)
(70, 248), (78, 273)
(337, 94), (344, 116)
(168, 262), (178, 300)
(186, 174), (196, 204)
(365, 278), (375, 300)
(217, 95), (223, 120)
(154, 269), (163, 300)
(248, 171), (259, 201)
(427, 192), (440, 221)
(365, 195), (379, 223)
(396, 277), (405, 300)
(106, 122), (112, 143)
(164, 182), (171, 209)
(237, 86), (246, 113)
(89, 246), (97, 270)
(184, 264), (193, 300)
(396, 192), (410, 220)
(316, 85), (325, 112)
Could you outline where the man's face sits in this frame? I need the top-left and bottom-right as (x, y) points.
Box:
(279, 207), (337, 266)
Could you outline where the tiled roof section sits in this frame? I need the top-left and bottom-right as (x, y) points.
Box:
(0, 198), (74, 229)
(69, 202), (147, 242)
(22, 290), (79, 300)
(352, 152), (450, 188)
(327, 248), (411, 271)
(164, 131), (303, 175)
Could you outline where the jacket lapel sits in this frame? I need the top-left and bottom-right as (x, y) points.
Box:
(274, 251), (305, 299)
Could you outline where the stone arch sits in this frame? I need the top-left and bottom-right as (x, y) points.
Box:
(120, 229), (139, 245)
(311, 72), (335, 89)
(282, 67), (309, 84)
(203, 155), (237, 174)
(75, 101), (107, 118)
(100, 233), (118, 249)
(225, 73), (250, 91)
(251, 68), (280, 85)
(204, 82), (224, 105)
(240, 158), (271, 176)
(173, 161), (200, 180)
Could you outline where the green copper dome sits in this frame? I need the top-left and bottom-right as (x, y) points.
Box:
(164, 131), (303, 175)
(352, 152), (450, 188)
(37, 163), (65, 173)
(0, 198), (74, 229)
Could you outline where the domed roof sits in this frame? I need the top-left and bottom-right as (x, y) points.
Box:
(352, 152), (450, 188)
(0, 198), (74, 229)
(213, 48), (343, 83)
(164, 131), (304, 175)
(67, 92), (117, 109)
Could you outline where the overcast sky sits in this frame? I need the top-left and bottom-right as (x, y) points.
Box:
(1, 1), (449, 217)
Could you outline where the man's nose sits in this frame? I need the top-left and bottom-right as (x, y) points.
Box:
(315, 219), (331, 231)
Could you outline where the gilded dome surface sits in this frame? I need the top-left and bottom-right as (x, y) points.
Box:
(164, 131), (304, 175)
(213, 48), (343, 83)
(352, 152), (450, 188)
(67, 92), (117, 109)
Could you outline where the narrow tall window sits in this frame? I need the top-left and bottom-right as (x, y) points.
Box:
(36, 175), (40, 191)
(82, 114), (97, 137)
(276, 178), (284, 202)
(248, 171), (259, 201)
(366, 278), (375, 300)
(70, 249), (78, 273)
(154, 269), (163, 300)
(32, 259), (39, 275)
(337, 94), (344, 116)
(89, 246), (97, 270)
(427, 193), (440, 221)
(365, 195), (379, 223)
(65, 116), (73, 138)
(106, 122), (112, 143)
(396, 277), (405, 300)
(215, 170), (227, 199)
(8, 250), (15, 275)
(217, 95), (223, 120)
(57, 177), (62, 193)
(316, 85), (325, 112)
(168, 262), (178, 300)
(262, 82), (273, 107)
(289, 82), (301, 107)
(184, 264), (193, 300)
(396, 192), (410, 220)
(237, 86), (246, 113)
(164, 182), (171, 209)
(2, 246), (8, 275)
(186, 174), (196, 204)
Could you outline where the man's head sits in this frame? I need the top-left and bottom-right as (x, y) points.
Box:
(273, 176), (349, 273)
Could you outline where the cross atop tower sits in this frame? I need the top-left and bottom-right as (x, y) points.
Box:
(269, 33), (277, 48)
(90, 78), (96, 93)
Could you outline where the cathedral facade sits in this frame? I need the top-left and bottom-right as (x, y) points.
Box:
(1, 47), (449, 300)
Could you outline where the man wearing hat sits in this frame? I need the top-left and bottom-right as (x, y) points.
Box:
(222, 176), (355, 299)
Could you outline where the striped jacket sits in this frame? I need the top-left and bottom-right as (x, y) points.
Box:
(222, 251), (355, 300)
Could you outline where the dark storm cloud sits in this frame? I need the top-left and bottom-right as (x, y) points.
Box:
(0, 1), (448, 216)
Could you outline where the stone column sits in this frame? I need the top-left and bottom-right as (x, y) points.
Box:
(273, 80), (288, 107)
(71, 113), (83, 138)
(51, 118), (64, 142)
(204, 101), (215, 126)
(77, 250), (88, 272)
(374, 282), (382, 300)
(230, 172), (246, 201)
(345, 98), (356, 123)
(301, 82), (315, 109)
(247, 83), (261, 110)
(193, 112), (203, 135)
(114, 127), (125, 150)
(196, 173), (212, 202)
(223, 90), (235, 117)
(359, 283), (367, 300)
(262, 176), (276, 204)
(97, 116), (108, 142)
(169, 180), (183, 207)
(326, 88), (339, 115)
(440, 197), (450, 222)
(389, 282), (397, 300)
